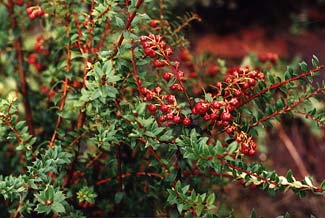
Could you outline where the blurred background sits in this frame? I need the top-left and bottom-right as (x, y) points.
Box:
(168, 0), (325, 217)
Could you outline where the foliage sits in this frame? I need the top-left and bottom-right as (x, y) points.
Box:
(0, 0), (324, 217)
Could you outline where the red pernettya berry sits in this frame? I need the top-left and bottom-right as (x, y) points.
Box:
(220, 111), (232, 121)
(182, 117), (191, 127)
(162, 72), (172, 81)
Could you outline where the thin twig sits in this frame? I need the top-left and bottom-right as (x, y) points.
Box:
(274, 121), (310, 178)
(110, 0), (144, 59)
(7, 0), (34, 135)
(49, 78), (70, 148)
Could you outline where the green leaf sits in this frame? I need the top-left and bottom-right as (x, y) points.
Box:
(206, 193), (215, 205)
(286, 170), (294, 183)
(196, 204), (203, 217)
(114, 192), (125, 204)
(284, 71), (291, 80)
(250, 209), (257, 218)
(227, 141), (238, 153)
(320, 180), (325, 190)
(53, 191), (66, 203)
(177, 203), (184, 214)
(181, 185), (190, 194)
(312, 55), (319, 68)
(275, 98), (285, 109)
(299, 61), (308, 72)
(35, 204), (51, 214)
(45, 185), (54, 200)
(51, 202), (65, 214)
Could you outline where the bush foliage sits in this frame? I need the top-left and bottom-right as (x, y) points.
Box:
(0, 0), (325, 217)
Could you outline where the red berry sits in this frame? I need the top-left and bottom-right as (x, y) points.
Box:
(162, 72), (172, 81)
(149, 20), (159, 28)
(146, 93), (154, 101)
(29, 13), (36, 20)
(242, 82), (250, 89)
(258, 72), (265, 80)
(153, 59), (165, 68)
(191, 107), (198, 115)
(165, 46), (173, 56)
(142, 41), (151, 48)
(34, 8), (44, 17)
(176, 70), (184, 78)
(166, 113), (174, 120)
(212, 101), (221, 109)
(208, 65), (219, 76)
(42, 50), (50, 56)
(216, 82), (222, 89)
(233, 89), (242, 96)
(203, 114), (210, 121)
(225, 76), (232, 83)
(155, 34), (162, 42)
(147, 104), (157, 113)
(229, 98), (239, 106)
(248, 78), (256, 86)
(173, 116), (181, 124)
(194, 101), (209, 114)
(220, 111), (232, 121)
(139, 36), (147, 42)
(34, 64), (43, 71)
(179, 49), (192, 62)
(154, 86), (162, 94)
(158, 115), (166, 122)
(144, 48), (156, 58)
(139, 87), (147, 95)
(210, 113), (218, 120)
(225, 127), (234, 134)
(249, 149), (256, 156)
(73, 171), (79, 177)
(182, 117), (191, 127)
(166, 95), (176, 104)
(26, 7), (33, 14)
(250, 70), (258, 78)
(160, 104), (169, 113)
(28, 53), (38, 65)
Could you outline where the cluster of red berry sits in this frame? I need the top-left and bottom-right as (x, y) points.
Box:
(192, 67), (264, 155)
(140, 85), (191, 127)
(139, 32), (264, 155)
(26, 6), (45, 20)
(28, 35), (49, 71)
(40, 84), (56, 100)
(72, 171), (85, 185)
(139, 34), (192, 127)
(258, 52), (279, 64)
(139, 34), (173, 65)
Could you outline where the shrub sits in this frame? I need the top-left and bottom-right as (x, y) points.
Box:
(0, 0), (324, 217)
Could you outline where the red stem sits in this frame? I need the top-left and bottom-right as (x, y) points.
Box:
(96, 171), (163, 185)
(73, 12), (84, 53)
(164, 57), (192, 107)
(8, 0), (34, 135)
(97, 17), (111, 51)
(116, 144), (123, 192)
(110, 0), (144, 59)
(49, 78), (70, 148)
(250, 87), (325, 128)
(238, 65), (325, 108)
(148, 146), (170, 173)
(131, 42), (144, 100)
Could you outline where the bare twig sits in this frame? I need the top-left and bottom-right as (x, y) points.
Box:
(274, 121), (310, 178)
